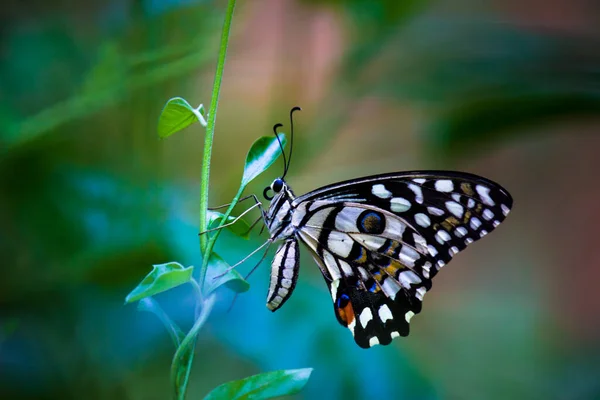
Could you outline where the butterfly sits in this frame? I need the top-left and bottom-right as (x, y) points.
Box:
(242, 108), (512, 349)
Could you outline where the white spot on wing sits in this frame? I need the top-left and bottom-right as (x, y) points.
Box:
(455, 227), (468, 237)
(329, 279), (340, 301)
(413, 233), (428, 253)
(476, 185), (495, 206)
(327, 231), (353, 258)
(467, 198), (476, 209)
(378, 304), (393, 323)
(405, 311), (415, 322)
(501, 204), (510, 216)
(427, 206), (445, 216)
(399, 246), (419, 267)
(435, 179), (454, 192)
(368, 336), (380, 347)
(339, 260), (354, 277)
(449, 246), (459, 255)
(427, 244), (438, 257)
(414, 213), (431, 228)
(390, 331), (400, 339)
(390, 197), (411, 212)
(399, 270), (422, 288)
(483, 209), (494, 221)
(412, 178), (426, 184)
(384, 217), (406, 238)
(323, 251), (342, 280)
(307, 207), (334, 228)
(408, 184), (423, 204)
(422, 261), (432, 279)
(470, 217), (482, 230)
(372, 184), (392, 199)
(436, 230), (451, 244)
(446, 201), (464, 218)
(360, 308), (373, 328)
(334, 207), (364, 231)
(357, 267), (369, 281)
(349, 233), (387, 250)
(416, 286), (427, 301)
(381, 278), (401, 300)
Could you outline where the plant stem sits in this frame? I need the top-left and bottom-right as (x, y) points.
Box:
(171, 294), (216, 400)
(198, 0), (237, 261)
(174, 1), (236, 398)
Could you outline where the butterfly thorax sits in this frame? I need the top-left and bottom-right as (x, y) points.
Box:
(265, 181), (296, 241)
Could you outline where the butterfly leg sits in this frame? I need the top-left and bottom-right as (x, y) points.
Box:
(212, 239), (274, 279)
(199, 201), (262, 236)
(208, 194), (263, 211)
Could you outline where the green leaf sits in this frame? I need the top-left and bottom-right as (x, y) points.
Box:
(241, 133), (287, 188)
(125, 262), (193, 303)
(158, 97), (206, 138)
(137, 297), (185, 347)
(203, 252), (250, 295)
(203, 368), (313, 400)
(207, 210), (251, 239)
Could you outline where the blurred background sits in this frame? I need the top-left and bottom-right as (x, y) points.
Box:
(2, 0), (600, 398)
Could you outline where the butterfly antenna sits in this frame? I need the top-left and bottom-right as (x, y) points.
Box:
(285, 106), (301, 179)
(273, 123), (287, 177)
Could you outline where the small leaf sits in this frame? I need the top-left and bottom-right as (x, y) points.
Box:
(137, 297), (185, 347)
(203, 252), (250, 295)
(158, 97), (206, 138)
(241, 133), (287, 188)
(207, 210), (251, 239)
(203, 368), (313, 400)
(125, 262), (193, 303)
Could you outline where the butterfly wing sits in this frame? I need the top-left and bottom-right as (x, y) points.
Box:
(291, 171), (513, 348)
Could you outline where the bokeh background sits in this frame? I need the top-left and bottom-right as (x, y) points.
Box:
(2, 0), (600, 399)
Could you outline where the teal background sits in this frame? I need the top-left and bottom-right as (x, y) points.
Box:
(2, 0), (600, 398)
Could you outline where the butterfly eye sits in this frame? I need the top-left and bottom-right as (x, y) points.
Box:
(271, 178), (284, 193)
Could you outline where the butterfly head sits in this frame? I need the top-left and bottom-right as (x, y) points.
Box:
(263, 177), (285, 201)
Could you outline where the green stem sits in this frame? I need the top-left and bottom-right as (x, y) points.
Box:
(198, 0), (237, 259)
(171, 294), (216, 400)
(173, 1), (237, 398)
(197, 185), (244, 294)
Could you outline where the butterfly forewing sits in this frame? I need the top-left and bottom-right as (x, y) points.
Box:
(265, 171), (513, 348)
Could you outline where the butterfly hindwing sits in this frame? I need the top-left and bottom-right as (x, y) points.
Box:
(329, 277), (416, 349)
(294, 204), (430, 347)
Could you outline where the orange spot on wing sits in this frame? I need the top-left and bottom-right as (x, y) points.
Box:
(337, 302), (355, 326)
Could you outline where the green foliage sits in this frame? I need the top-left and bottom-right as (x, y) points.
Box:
(125, 262), (193, 304)
(204, 368), (313, 400)
(203, 252), (250, 295)
(208, 210), (251, 239)
(241, 133), (288, 187)
(158, 97), (207, 138)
